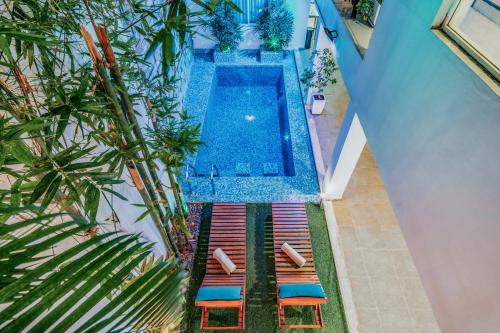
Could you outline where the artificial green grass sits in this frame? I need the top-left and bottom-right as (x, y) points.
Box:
(184, 204), (348, 332)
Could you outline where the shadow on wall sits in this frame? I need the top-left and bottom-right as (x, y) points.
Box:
(193, 25), (262, 50)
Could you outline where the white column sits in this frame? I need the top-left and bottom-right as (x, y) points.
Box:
(322, 113), (366, 200)
(285, 0), (310, 49)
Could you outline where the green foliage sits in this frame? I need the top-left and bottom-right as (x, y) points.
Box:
(0, 0), (218, 330)
(356, 0), (375, 23)
(208, 1), (243, 52)
(0, 212), (186, 333)
(255, 0), (294, 51)
(301, 49), (338, 93)
(146, 111), (202, 170)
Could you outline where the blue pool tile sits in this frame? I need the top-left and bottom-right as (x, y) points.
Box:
(263, 163), (279, 176)
(183, 51), (319, 202)
(235, 163), (251, 176)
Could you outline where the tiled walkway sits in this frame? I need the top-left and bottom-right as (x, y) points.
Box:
(332, 147), (440, 333)
(295, 49), (349, 185)
(312, 74), (349, 169)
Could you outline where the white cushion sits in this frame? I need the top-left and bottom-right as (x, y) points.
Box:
(213, 248), (237, 275)
(281, 242), (306, 267)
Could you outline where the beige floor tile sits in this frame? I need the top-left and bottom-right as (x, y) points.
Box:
(392, 250), (419, 277)
(350, 277), (377, 308)
(333, 200), (354, 225)
(344, 249), (369, 277)
(382, 227), (408, 250)
(357, 307), (383, 333)
(400, 278), (434, 310)
(363, 250), (397, 277)
(411, 308), (440, 333)
(371, 277), (407, 309)
(350, 205), (380, 228)
(339, 226), (360, 250)
(374, 206), (398, 227)
(379, 307), (416, 333)
(355, 225), (387, 250)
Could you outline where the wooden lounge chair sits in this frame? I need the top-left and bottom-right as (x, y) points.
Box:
(195, 203), (246, 330)
(272, 202), (327, 329)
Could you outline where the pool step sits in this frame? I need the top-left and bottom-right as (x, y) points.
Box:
(263, 162), (279, 176)
(235, 163), (251, 176)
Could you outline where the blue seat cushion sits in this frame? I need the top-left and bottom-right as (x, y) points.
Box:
(196, 286), (242, 301)
(279, 284), (326, 299)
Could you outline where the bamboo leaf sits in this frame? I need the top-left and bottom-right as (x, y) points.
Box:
(0, 31), (56, 46)
(54, 107), (71, 142)
(64, 161), (101, 172)
(135, 208), (151, 223)
(5, 143), (34, 167)
(0, 35), (13, 61)
(0, 144), (5, 167)
(144, 29), (165, 59)
(84, 183), (100, 222)
(54, 145), (96, 167)
(41, 175), (62, 207)
(101, 187), (128, 201)
(29, 170), (57, 204)
(223, 0), (243, 13)
(191, 0), (213, 11)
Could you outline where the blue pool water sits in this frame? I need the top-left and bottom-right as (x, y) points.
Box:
(183, 51), (319, 202)
(195, 66), (295, 177)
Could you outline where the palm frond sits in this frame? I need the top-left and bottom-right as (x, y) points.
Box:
(0, 214), (186, 333)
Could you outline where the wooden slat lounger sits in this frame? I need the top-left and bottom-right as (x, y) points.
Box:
(272, 202), (327, 329)
(195, 203), (246, 330)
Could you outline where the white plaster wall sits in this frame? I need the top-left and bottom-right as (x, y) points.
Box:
(316, 0), (500, 331)
(192, 24), (262, 50)
(323, 113), (366, 199)
(285, 0), (310, 49)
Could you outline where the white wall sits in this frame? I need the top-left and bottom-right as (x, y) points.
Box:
(316, 0), (500, 331)
(323, 113), (366, 199)
(285, 0), (310, 49)
(192, 24), (262, 50)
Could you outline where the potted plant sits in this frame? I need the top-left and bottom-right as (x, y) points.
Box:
(208, 1), (243, 63)
(301, 48), (338, 115)
(356, 0), (376, 25)
(255, 0), (294, 63)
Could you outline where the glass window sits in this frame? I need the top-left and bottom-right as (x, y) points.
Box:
(442, 0), (500, 80)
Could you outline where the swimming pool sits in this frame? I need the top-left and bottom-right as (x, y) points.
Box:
(183, 51), (318, 202)
(195, 66), (294, 177)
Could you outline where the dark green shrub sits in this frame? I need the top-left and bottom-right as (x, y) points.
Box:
(208, 1), (243, 52)
(356, 0), (375, 23)
(255, 0), (294, 51)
